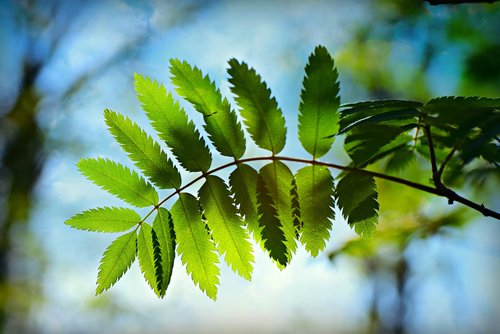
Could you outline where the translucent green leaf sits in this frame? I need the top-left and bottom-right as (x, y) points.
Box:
(170, 193), (220, 300)
(256, 174), (288, 267)
(65, 207), (140, 233)
(336, 173), (379, 239)
(169, 59), (246, 159)
(228, 59), (286, 154)
(78, 158), (158, 207)
(104, 109), (181, 189)
(138, 223), (162, 297)
(258, 161), (297, 265)
(153, 208), (176, 298)
(96, 230), (137, 295)
(229, 164), (261, 241)
(199, 175), (254, 280)
(295, 166), (334, 257)
(298, 45), (340, 158)
(134, 73), (212, 172)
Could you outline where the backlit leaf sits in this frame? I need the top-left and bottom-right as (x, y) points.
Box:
(65, 207), (140, 233)
(170, 59), (246, 159)
(336, 173), (379, 239)
(104, 109), (181, 189)
(152, 208), (176, 298)
(134, 73), (212, 172)
(298, 45), (340, 158)
(199, 176), (254, 280)
(96, 230), (137, 295)
(295, 165), (334, 257)
(78, 157), (158, 207)
(229, 164), (261, 241)
(228, 59), (286, 154)
(138, 223), (162, 297)
(258, 161), (297, 264)
(170, 193), (220, 300)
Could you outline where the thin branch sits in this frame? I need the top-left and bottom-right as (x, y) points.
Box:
(140, 155), (500, 223)
(437, 142), (460, 179)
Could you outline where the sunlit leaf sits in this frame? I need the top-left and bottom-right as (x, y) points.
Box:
(295, 165), (334, 257)
(78, 157), (158, 207)
(134, 73), (212, 172)
(298, 45), (340, 158)
(138, 223), (162, 297)
(228, 59), (286, 154)
(170, 59), (246, 159)
(170, 193), (220, 300)
(96, 230), (137, 295)
(65, 207), (140, 233)
(152, 208), (176, 298)
(199, 176), (254, 280)
(104, 109), (181, 189)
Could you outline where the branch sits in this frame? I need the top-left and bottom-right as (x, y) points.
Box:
(141, 155), (500, 223)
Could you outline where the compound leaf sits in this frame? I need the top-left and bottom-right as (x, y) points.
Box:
(153, 208), (176, 298)
(336, 173), (379, 239)
(170, 193), (220, 300)
(295, 165), (335, 257)
(170, 59), (246, 159)
(96, 230), (137, 295)
(104, 109), (181, 189)
(299, 45), (340, 158)
(65, 207), (140, 233)
(228, 59), (286, 154)
(229, 164), (261, 241)
(138, 223), (163, 297)
(78, 158), (158, 207)
(134, 73), (212, 172)
(199, 176), (254, 280)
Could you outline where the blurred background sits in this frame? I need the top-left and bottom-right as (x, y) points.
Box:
(0, 0), (499, 333)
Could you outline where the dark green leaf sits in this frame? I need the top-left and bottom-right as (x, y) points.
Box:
(336, 173), (379, 239)
(153, 208), (176, 298)
(138, 223), (162, 297)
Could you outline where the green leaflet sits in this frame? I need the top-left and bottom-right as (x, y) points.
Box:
(295, 166), (334, 257)
(96, 230), (137, 295)
(229, 164), (261, 241)
(170, 59), (246, 159)
(133, 73), (212, 172)
(298, 45), (340, 158)
(344, 125), (413, 167)
(258, 161), (297, 265)
(153, 208), (176, 298)
(198, 175), (254, 280)
(104, 109), (181, 189)
(78, 158), (158, 208)
(65, 207), (140, 233)
(228, 59), (286, 154)
(170, 193), (220, 300)
(336, 173), (379, 239)
(256, 174), (288, 267)
(385, 147), (416, 173)
(339, 100), (422, 134)
(138, 223), (163, 297)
